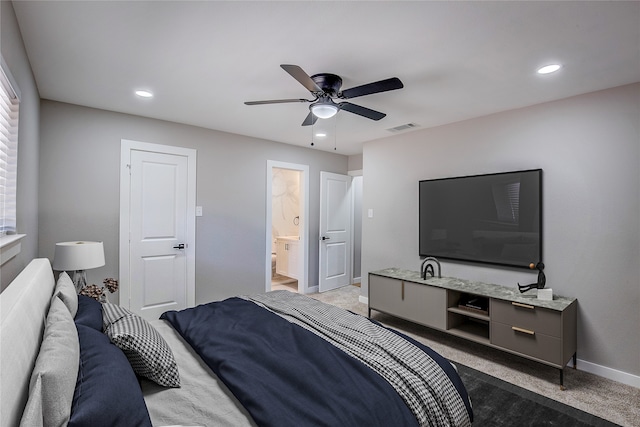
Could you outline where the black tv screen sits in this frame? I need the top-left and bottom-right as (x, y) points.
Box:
(419, 169), (542, 269)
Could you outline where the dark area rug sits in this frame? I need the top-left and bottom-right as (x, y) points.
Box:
(456, 364), (620, 426)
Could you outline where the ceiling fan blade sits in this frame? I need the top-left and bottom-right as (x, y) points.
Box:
(338, 102), (386, 121)
(245, 98), (309, 105)
(340, 77), (403, 99)
(281, 64), (323, 93)
(301, 111), (318, 126)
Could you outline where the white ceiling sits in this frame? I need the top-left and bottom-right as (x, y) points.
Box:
(11, 1), (640, 155)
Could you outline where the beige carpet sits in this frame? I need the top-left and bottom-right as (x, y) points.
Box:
(309, 285), (639, 427)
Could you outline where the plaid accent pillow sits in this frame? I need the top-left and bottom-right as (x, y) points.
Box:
(102, 303), (180, 388)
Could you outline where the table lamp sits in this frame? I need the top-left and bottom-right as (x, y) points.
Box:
(53, 241), (105, 293)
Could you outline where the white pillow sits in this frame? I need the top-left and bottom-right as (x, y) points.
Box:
(20, 296), (80, 427)
(54, 271), (78, 317)
(19, 373), (43, 427)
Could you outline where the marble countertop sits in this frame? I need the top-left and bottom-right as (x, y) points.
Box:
(276, 236), (299, 241)
(369, 268), (576, 311)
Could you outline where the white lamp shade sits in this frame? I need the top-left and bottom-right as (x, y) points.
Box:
(311, 103), (339, 119)
(52, 241), (105, 271)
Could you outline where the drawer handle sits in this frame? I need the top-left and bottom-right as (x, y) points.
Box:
(512, 326), (535, 335)
(512, 302), (535, 310)
(401, 281), (405, 300)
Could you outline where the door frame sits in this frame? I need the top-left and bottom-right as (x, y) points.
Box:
(348, 170), (362, 286)
(265, 161), (310, 293)
(119, 139), (197, 309)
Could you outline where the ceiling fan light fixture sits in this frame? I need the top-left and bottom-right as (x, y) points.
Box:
(311, 103), (339, 119)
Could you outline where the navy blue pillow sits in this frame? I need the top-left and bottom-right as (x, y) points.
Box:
(69, 324), (152, 427)
(74, 295), (103, 331)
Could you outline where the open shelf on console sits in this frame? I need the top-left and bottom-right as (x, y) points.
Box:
(447, 306), (489, 322)
(447, 290), (490, 344)
(447, 320), (490, 345)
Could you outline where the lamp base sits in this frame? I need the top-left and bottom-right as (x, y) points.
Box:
(72, 270), (87, 293)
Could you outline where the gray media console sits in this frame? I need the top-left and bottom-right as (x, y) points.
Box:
(368, 268), (577, 388)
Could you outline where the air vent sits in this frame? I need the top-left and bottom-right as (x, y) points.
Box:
(386, 123), (419, 133)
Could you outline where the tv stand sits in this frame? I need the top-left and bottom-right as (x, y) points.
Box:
(368, 268), (577, 389)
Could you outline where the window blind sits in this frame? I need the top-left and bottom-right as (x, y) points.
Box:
(0, 65), (19, 235)
(492, 181), (520, 224)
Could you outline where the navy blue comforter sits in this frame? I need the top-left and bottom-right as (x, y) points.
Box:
(161, 296), (472, 426)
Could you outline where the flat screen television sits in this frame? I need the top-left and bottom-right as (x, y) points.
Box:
(419, 169), (542, 269)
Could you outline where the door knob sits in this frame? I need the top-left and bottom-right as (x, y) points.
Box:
(321, 236), (330, 241)
(173, 243), (185, 249)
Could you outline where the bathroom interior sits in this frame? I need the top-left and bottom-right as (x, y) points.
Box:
(271, 167), (301, 292)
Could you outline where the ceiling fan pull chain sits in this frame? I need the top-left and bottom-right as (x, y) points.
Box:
(310, 119), (314, 147)
(334, 115), (337, 151)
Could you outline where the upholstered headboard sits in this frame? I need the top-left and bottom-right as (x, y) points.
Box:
(0, 258), (56, 426)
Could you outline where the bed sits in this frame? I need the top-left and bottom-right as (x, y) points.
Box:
(1, 258), (473, 426)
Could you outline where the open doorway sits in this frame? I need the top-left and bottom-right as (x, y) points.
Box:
(271, 167), (301, 292)
(265, 161), (309, 293)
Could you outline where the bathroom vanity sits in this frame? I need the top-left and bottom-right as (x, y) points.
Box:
(368, 268), (577, 388)
(275, 236), (300, 279)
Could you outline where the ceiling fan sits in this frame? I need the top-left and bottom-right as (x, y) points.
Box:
(244, 64), (404, 126)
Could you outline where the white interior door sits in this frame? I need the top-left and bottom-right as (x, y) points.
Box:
(319, 172), (352, 292)
(120, 140), (196, 321)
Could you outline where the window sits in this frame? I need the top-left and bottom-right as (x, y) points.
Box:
(0, 63), (19, 236)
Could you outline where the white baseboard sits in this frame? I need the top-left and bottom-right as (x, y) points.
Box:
(351, 276), (361, 285)
(305, 285), (319, 294)
(359, 295), (368, 305)
(569, 358), (640, 389)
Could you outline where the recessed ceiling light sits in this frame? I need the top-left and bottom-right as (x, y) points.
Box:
(537, 64), (562, 75)
(135, 90), (154, 98)
(315, 133), (327, 138)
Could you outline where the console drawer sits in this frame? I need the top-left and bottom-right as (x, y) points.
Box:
(491, 321), (562, 365)
(491, 299), (561, 338)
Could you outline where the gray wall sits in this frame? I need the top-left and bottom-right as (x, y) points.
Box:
(348, 154), (363, 171)
(361, 83), (640, 379)
(38, 101), (347, 303)
(0, 1), (40, 290)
